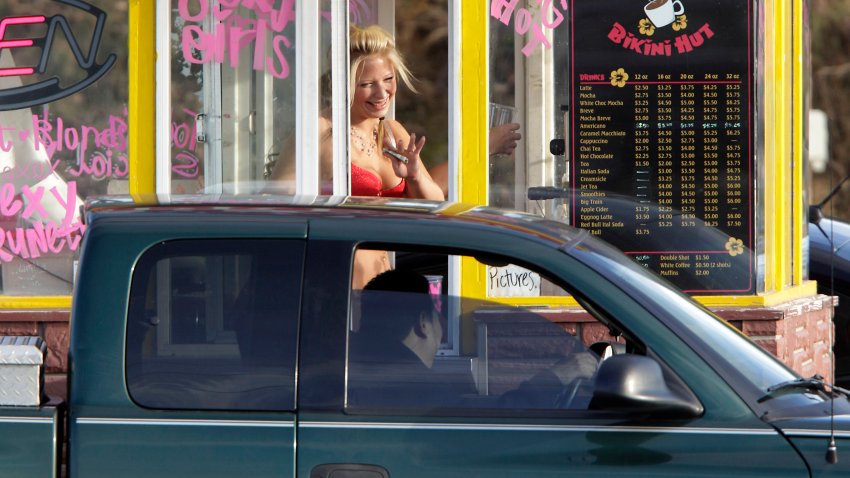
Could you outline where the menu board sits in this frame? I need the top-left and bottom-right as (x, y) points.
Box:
(570, 0), (754, 294)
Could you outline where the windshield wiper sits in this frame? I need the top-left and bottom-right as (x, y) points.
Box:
(758, 375), (850, 403)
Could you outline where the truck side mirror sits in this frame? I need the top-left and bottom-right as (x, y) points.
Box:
(589, 354), (703, 418)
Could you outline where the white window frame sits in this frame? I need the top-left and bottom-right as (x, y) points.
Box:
(155, 0), (461, 350)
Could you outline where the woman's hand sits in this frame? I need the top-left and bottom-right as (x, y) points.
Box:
(385, 133), (426, 180)
(489, 123), (522, 156)
(382, 120), (444, 201)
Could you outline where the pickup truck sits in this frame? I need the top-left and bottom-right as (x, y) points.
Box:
(2, 195), (850, 477)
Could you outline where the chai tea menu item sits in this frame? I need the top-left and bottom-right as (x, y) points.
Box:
(570, 0), (754, 294)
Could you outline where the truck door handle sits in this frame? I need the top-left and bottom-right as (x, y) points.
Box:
(311, 463), (389, 478)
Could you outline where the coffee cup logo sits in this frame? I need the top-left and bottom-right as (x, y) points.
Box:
(644, 0), (685, 28)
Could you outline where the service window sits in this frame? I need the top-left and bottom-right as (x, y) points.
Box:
(489, 2), (570, 220)
(170, 1), (306, 193)
(167, 1), (451, 196)
(346, 248), (629, 413)
(125, 239), (303, 411)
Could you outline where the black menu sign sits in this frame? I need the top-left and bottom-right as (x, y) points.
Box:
(570, 0), (754, 294)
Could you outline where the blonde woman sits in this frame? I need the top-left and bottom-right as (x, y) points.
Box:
(270, 25), (442, 199)
(347, 25), (444, 288)
(271, 25), (443, 287)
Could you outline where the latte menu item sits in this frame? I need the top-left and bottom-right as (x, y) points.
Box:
(570, 0), (754, 294)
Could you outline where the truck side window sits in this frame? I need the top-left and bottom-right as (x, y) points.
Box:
(347, 249), (626, 414)
(126, 239), (303, 411)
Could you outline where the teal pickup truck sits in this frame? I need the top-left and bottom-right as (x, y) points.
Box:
(2, 195), (850, 477)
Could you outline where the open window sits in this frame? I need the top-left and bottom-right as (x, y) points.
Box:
(488, 2), (571, 220)
(163, 1), (453, 196)
(346, 247), (635, 413)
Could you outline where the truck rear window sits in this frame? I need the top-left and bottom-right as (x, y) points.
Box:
(125, 239), (304, 411)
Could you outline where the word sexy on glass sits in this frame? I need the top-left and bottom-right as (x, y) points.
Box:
(0, 182), (84, 262)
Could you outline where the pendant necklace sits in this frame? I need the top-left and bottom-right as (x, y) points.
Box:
(350, 126), (377, 156)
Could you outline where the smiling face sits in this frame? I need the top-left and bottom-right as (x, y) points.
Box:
(352, 55), (397, 122)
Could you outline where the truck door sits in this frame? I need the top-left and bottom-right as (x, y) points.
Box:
(71, 236), (304, 477)
(295, 237), (809, 478)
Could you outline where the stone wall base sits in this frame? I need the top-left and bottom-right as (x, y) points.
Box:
(0, 294), (837, 402)
(714, 294), (837, 382)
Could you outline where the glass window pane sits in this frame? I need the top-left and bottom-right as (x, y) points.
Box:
(184, 0), (451, 197)
(488, 15), (520, 209)
(342, 1), (448, 199)
(394, 0), (449, 195)
(347, 249), (625, 414)
(126, 239), (303, 411)
(0, 0), (127, 295)
(172, 1), (299, 194)
(488, 4), (570, 219)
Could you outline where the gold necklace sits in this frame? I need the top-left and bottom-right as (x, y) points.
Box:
(350, 126), (377, 156)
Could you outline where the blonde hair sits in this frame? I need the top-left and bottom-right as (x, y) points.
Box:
(349, 24), (417, 150)
(349, 24), (417, 97)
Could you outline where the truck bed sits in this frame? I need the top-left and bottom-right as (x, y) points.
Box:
(0, 402), (63, 478)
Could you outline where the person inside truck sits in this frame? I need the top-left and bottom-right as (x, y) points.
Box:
(348, 268), (463, 407)
(348, 268), (599, 409)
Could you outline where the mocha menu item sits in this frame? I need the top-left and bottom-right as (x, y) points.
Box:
(570, 0), (754, 294)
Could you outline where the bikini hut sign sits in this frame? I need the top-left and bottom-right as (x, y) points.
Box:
(569, 0), (755, 295)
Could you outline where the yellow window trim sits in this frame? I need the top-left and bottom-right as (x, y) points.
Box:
(459, 0), (488, 300)
(470, 281), (818, 310)
(0, 296), (72, 309)
(128, 0), (157, 198)
(694, 281), (818, 307)
(764, 0), (797, 293)
(459, 0), (489, 208)
(792, 0), (805, 286)
(763, 1), (778, 292)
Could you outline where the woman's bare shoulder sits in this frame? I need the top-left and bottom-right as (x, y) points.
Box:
(383, 118), (410, 137)
(318, 115), (333, 139)
(318, 114), (333, 128)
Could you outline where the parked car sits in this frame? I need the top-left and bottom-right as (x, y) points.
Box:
(2, 195), (849, 477)
(809, 215), (850, 388)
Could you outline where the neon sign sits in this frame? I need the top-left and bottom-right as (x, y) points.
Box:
(0, 0), (116, 111)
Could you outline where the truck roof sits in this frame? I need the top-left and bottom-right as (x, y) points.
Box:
(83, 195), (586, 247)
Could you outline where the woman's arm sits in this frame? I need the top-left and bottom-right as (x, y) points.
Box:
(268, 116), (333, 186)
(384, 120), (445, 201)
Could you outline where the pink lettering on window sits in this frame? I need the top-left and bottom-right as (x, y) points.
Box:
(178, 0), (294, 79)
(0, 181), (85, 262)
(0, 15), (46, 76)
(490, 0), (567, 57)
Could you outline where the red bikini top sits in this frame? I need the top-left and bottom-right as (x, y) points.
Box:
(351, 164), (406, 197)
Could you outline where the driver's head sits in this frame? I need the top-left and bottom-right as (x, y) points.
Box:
(360, 269), (443, 367)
